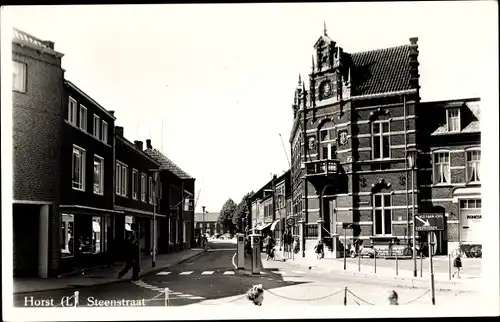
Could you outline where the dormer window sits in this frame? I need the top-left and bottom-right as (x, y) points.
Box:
(447, 108), (460, 132)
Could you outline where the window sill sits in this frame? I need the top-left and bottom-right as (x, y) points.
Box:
(93, 192), (104, 196)
(13, 89), (27, 94)
(72, 187), (85, 192)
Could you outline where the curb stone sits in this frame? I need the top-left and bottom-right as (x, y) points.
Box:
(13, 250), (207, 295)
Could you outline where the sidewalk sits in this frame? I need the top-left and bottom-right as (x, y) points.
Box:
(13, 249), (205, 294)
(274, 251), (481, 289)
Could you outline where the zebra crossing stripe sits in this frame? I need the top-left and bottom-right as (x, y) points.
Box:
(259, 271), (267, 275)
(223, 271), (235, 275)
(178, 294), (194, 297)
(157, 271), (171, 275)
(187, 296), (206, 300)
(201, 271), (214, 275)
(179, 271), (194, 275)
(171, 292), (182, 295)
(292, 270), (305, 274)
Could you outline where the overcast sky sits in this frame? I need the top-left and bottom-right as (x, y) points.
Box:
(4, 2), (496, 213)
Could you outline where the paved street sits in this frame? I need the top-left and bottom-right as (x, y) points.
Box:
(13, 240), (481, 308)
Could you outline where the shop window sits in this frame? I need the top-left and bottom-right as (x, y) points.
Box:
(79, 105), (87, 132)
(372, 121), (390, 160)
(466, 150), (481, 183)
(373, 194), (392, 236)
(61, 214), (74, 258)
(125, 215), (134, 231)
(93, 155), (104, 195)
(433, 152), (450, 184)
(92, 216), (103, 253)
(12, 60), (27, 92)
(72, 145), (86, 191)
(306, 224), (318, 239)
(460, 199), (481, 209)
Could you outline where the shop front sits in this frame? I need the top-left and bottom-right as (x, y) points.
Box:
(59, 208), (118, 274)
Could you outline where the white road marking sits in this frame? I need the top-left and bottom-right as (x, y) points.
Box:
(178, 294), (194, 297)
(272, 271), (287, 275)
(171, 292), (182, 295)
(201, 271), (214, 275)
(187, 296), (206, 300)
(259, 271), (267, 275)
(292, 270), (305, 274)
(157, 271), (171, 275)
(223, 271), (235, 275)
(179, 271), (194, 275)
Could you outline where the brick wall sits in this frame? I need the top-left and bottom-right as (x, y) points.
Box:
(12, 43), (64, 202)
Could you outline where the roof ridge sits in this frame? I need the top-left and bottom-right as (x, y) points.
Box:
(350, 44), (409, 56)
(147, 148), (193, 179)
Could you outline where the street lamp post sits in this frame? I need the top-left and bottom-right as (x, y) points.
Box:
(148, 169), (161, 268)
(202, 206), (206, 235)
(407, 149), (418, 277)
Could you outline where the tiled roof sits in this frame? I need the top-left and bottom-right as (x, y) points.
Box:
(12, 28), (63, 57)
(350, 45), (412, 96)
(429, 99), (481, 136)
(116, 136), (160, 166)
(194, 212), (219, 222)
(144, 148), (193, 179)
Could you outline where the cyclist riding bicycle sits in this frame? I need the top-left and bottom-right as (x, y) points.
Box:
(201, 234), (209, 250)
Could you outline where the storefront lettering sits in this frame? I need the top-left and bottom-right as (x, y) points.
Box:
(467, 215), (481, 220)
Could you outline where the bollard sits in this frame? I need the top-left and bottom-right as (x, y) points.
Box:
(448, 254), (452, 280)
(358, 251), (361, 272)
(74, 291), (79, 307)
(420, 253), (423, 278)
(344, 286), (348, 306)
(374, 252), (377, 274)
(165, 288), (169, 306)
(395, 253), (399, 276)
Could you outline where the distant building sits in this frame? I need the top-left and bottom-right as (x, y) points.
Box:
(194, 212), (222, 236)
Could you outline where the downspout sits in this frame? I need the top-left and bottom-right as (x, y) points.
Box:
(180, 180), (184, 250)
(404, 95), (409, 244)
(302, 87), (308, 257)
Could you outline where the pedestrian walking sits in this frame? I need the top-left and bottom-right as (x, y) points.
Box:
(265, 233), (275, 260)
(452, 253), (463, 278)
(117, 230), (140, 280)
(314, 239), (324, 259)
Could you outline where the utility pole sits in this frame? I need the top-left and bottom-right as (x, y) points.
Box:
(202, 206), (206, 235)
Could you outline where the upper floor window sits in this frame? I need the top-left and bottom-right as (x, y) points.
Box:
(373, 194), (392, 236)
(72, 145), (86, 191)
(372, 121), (390, 159)
(93, 155), (104, 195)
(93, 115), (101, 139)
(102, 121), (108, 144)
(68, 98), (77, 126)
(447, 108), (460, 132)
(140, 173), (147, 202)
(149, 177), (154, 204)
(12, 61), (27, 92)
(132, 169), (138, 200)
(466, 150), (481, 183)
(79, 105), (87, 132)
(116, 161), (128, 197)
(433, 152), (450, 184)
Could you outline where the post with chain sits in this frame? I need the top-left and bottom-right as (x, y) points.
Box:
(358, 248), (361, 272)
(420, 253), (423, 277)
(74, 291), (79, 307)
(165, 288), (169, 306)
(374, 250), (377, 274)
(344, 287), (347, 306)
(428, 233), (436, 305)
(448, 254), (452, 280)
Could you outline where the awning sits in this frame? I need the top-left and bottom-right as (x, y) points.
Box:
(270, 220), (280, 231)
(256, 223), (272, 231)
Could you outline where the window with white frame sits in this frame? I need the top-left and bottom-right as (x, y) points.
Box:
(93, 115), (100, 139)
(373, 194), (392, 236)
(68, 97), (77, 125)
(79, 105), (87, 131)
(93, 155), (104, 195)
(447, 108), (460, 132)
(149, 177), (153, 204)
(372, 121), (390, 159)
(466, 150), (481, 183)
(433, 152), (450, 184)
(132, 169), (138, 200)
(115, 161), (128, 197)
(102, 121), (108, 144)
(13, 61), (27, 92)
(72, 145), (85, 191)
(140, 174), (147, 202)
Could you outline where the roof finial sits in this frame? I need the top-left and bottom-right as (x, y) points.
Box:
(298, 74), (302, 87)
(324, 21), (327, 36)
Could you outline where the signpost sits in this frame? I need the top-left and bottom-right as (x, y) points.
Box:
(415, 213), (444, 305)
(342, 223), (357, 270)
(286, 218), (295, 227)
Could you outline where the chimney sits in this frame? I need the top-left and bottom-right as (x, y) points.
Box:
(43, 41), (55, 49)
(146, 139), (152, 150)
(115, 126), (124, 137)
(108, 110), (115, 116)
(408, 37), (420, 90)
(134, 140), (143, 151)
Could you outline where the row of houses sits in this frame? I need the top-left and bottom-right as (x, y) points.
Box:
(12, 28), (195, 278)
(248, 29), (481, 258)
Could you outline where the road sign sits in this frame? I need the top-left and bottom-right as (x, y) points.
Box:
(286, 218), (295, 226)
(415, 213), (444, 231)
